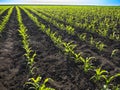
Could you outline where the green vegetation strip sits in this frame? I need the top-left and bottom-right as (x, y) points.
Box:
(0, 7), (13, 32)
(16, 6), (55, 90)
(0, 7), (8, 15)
(16, 6), (36, 73)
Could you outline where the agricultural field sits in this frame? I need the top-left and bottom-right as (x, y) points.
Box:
(0, 6), (120, 90)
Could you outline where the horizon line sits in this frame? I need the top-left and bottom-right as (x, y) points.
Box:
(0, 3), (120, 6)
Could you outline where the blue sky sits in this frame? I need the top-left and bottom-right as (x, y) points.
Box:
(0, 0), (120, 5)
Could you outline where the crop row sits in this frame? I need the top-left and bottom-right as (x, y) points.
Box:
(16, 6), (55, 90)
(0, 7), (9, 16)
(0, 7), (13, 33)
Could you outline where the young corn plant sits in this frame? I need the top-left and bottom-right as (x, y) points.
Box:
(102, 29), (108, 37)
(96, 41), (106, 51)
(73, 52), (83, 63)
(59, 24), (65, 30)
(62, 41), (76, 55)
(90, 36), (95, 45)
(50, 33), (63, 48)
(80, 57), (95, 73)
(40, 24), (46, 31)
(110, 32), (120, 41)
(90, 67), (108, 82)
(25, 76), (55, 90)
(102, 73), (120, 90)
(65, 25), (75, 35)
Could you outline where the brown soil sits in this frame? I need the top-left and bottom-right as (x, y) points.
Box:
(0, 7), (120, 90)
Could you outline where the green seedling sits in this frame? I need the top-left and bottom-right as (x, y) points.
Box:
(73, 52), (82, 63)
(110, 32), (120, 41)
(55, 36), (62, 45)
(110, 32), (120, 40)
(102, 29), (108, 37)
(46, 28), (51, 36)
(62, 41), (76, 55)
(96, 41), (106, 51)
(66, 25), (75, 35)
(102, 73), (120, 90)
(25, 76), (55, 90)
(90, 67), (108, 82)
(59, 24), (65, 30)
(80, 57), (95, 73)
(27, 52), (36, 67)
(40, 24), (46, 31)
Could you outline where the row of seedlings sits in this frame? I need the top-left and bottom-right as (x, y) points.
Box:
(16, 6), (55, 90)
(0, 6), (9, 16)
(0, 7), (13, 33)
